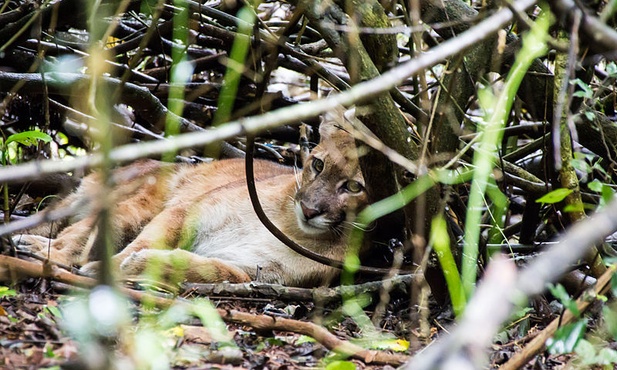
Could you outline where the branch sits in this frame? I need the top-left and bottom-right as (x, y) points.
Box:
(182, 274), (414, 303)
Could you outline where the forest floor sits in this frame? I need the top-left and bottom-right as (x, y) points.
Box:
(1, 273), (409, 369)
(0, 267), (569, 369)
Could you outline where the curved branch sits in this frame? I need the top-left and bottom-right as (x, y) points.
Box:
(244, 134), (401, 275)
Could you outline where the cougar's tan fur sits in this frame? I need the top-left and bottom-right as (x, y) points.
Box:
(14, 109), (367, 287)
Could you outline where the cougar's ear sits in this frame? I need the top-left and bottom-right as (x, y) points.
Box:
(319, 107), (355, 142)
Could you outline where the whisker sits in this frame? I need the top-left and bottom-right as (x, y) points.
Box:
(293, 165), (302, 189)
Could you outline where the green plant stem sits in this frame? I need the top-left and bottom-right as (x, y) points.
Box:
(166, 0), (189, 137)
(343, 168), (474, 281)
(486, 178), (509, 246)
(461, 13), (550, 299)
(1, 145), (6, 225)
(431, 214), (465, 316)
(205, 6), (254, 158)
(213, 6), (254, 126)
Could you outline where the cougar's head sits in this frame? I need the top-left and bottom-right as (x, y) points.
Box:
(294, 109), (368, 238)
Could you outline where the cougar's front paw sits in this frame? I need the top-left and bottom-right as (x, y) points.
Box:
(118, 250), (150, 276)
(12, 234), (52, 254)
(80, 255), (124, 277)
(13, 234), (75, 266)
(79, 261), (101, 277)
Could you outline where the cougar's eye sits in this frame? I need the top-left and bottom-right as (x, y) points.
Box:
(345, 180), (363, 193)
(312, 158), (324, 173)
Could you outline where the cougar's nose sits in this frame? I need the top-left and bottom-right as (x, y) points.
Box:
(300, 202), (321, 219)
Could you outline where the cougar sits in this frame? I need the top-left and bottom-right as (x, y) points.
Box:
(13, 109), (368, 287)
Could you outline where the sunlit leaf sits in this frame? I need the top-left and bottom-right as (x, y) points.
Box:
(588, 179), (604, 192)
(44, 305), (63, 320)
(535, 188), (573, 204)
(168, 325), (184, 338)
(44, 344), (56, 358)
(563, 203), (585, 213)
(6, 130), (52, 146)
(594, 347), (617, 365)
(0, 286), (17, 297)
(325, 360), (356, 370)
(574, 339), (596, 364)
(368, 338), (410, 352)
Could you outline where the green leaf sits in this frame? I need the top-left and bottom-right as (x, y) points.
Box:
(0, 286), (17, 297)
(44, 305), (63, 320)
(592, 160), (607, 176)
(44, 344), (56, 358)
(571, 78), (593, 99)
(588, 179), (604, 192)
(574, 339), (597, 364)
(607, 62), (617, 77)
(325, 360), (356, 370)
(563, 203), (585, 213)
(570, 158), (591, 174)
(602, 305), (617, 341)
(296, 335), (316, 345)
(584, 110), (595, 121)
(548, 283), (580, 317)
(6, 130), (52, 146)
(546, 320), (587, 354)
(588, 180), (615, 207)
(601, 185), (615, 206)
(368, 338), (410, 352)
(535, 188), (573, 204)
(574, 339), (617, 366)
(594, 347), (617, 365)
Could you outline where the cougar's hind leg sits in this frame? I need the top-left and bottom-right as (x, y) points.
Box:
(16, 162), (170, 267)
(86, 178), (168, 261)
(80, 204), (188, 275)
(119, 249), (251, 284)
